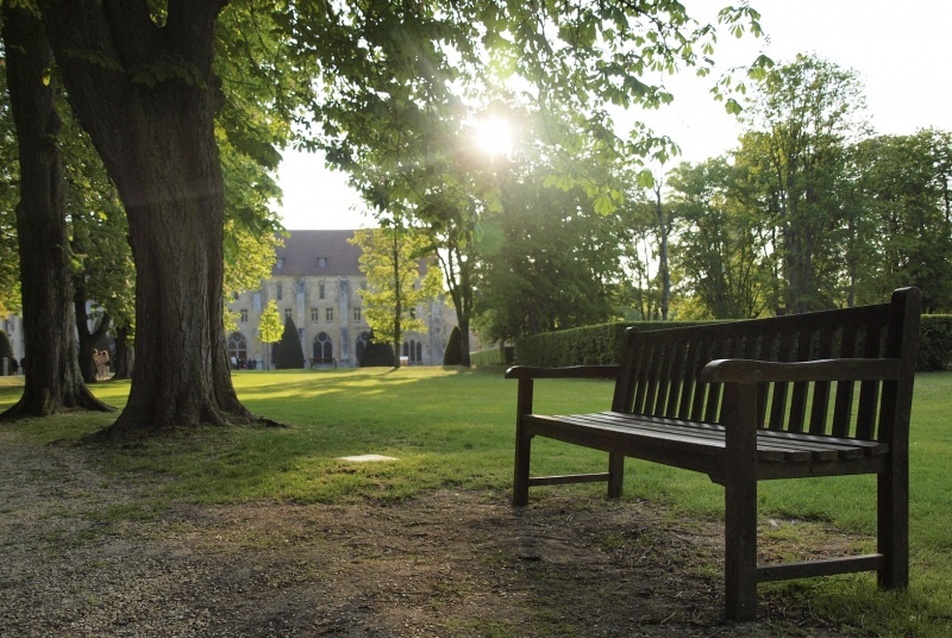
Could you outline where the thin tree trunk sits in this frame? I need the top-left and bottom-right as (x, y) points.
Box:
(653, 185), (670, 321)
(0, 4), (112, 420)
(113, 325), (134, 379)
(392, 230), (403, 368)
(74, 281), (111, 383)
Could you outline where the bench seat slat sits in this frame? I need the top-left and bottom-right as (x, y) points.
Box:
(525, 411), (887, 465)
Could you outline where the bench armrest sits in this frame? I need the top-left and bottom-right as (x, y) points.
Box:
(701, 358), (905, 384)
(506, 365), (619, 416)
(505, 365), (620, 380)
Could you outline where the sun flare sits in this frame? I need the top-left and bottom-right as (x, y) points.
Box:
(474, 115), (513, 158)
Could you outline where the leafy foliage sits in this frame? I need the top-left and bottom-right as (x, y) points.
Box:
(0, 52), (21, 316)
(666, 158), (767, 319)
(257, 300), (283, 346)
(350, 226), (443, 360)
(848, 130), (952, 312)
(737, 54), (868, 313)
(474, 175), (626, 342)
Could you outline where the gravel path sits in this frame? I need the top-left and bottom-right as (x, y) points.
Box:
(1, 430), (855, 637)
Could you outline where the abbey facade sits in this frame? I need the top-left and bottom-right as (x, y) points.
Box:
(226, 229), (455, 368)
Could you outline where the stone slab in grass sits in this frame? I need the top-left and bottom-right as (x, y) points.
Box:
(336, 454), (398, 463)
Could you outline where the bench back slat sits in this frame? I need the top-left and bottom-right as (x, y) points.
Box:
(856, 319), (887, 440)
(613, 288), (921, 444)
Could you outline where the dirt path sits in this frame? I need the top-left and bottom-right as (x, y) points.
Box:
(0, 432), (854, 637)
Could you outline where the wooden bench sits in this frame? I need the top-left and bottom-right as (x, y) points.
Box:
(506, 287), (921, 620)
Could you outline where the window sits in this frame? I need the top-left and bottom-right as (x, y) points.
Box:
(239, 309), (248, 323)
(317, 256), (327, 268)
(402, 339), (423, 363)
(318, 283), (325, 299)
(355, 332), (370, 364)
(284, 308), (292, 320)
(311, 307), (320, 323)
(325, 307), (334, 322)
(313, 332), (333, 363)
(276, 283), (283, 300)
(227, 332), (248, 363)
(276, 257), (285, 269)
(353, 307), (362, 323)
(232, 291), (240, 301)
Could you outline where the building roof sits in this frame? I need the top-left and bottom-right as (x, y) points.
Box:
(273, 229), (362, 277)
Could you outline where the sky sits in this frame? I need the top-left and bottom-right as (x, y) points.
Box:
(275, 0), (952, 231)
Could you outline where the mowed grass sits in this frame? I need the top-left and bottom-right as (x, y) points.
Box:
(1, 368), (950, 635)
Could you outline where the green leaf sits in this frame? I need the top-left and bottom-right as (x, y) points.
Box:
(636, 169), (655, 189)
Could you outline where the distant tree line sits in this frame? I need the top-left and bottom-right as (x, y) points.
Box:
(467, 54), (952, 347)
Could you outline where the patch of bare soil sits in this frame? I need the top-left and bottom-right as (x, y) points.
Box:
(0, 433), (862, 637)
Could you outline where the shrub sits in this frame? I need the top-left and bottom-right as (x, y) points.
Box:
(514, 321), (706, 367)
(359, 342), (395, 367)
(470, 346), (511, 368)
(275, 317), (305, 369)
(442, 326), (463, 366)
(918, 315), (952, 371)
(0, 331), (12, 376)
(514, 315), (952, 372)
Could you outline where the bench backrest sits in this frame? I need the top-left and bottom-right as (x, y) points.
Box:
(612, 288), (922, 442)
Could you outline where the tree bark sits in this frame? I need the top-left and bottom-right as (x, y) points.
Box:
(653, 184), (671, 321)
(113, 325), (134, 379)
(39, 0), (250, 436)
(74, 281), (111, 383)
(0, 4), (112, 420)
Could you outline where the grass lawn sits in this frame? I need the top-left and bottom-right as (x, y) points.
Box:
(1, 367), (950, 636)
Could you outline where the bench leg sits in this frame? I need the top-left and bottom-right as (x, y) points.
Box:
(877, 465), (909, 589)
(722, 382), (759, 621)
(724, 475), (758, 621)
(608, 452), (624, 498)
(513, 424), (532, 506)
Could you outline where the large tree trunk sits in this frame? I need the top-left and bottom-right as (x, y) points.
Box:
(0, 5), (112, 420)
(40, 1), (250, 436)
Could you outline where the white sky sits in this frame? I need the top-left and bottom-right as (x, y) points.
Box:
(275, 0), (952, 230)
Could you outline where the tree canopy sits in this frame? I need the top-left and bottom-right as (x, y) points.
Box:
(2, 0), (767, 432)
(350, 225), (443, 366)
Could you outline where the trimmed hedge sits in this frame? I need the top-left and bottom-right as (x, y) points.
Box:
(359, 342), (395, 367)
(469, 346), (512, 368)
(443, 326), (463, 365)
(918, 315), (952, 371)
(275, 317), (306, 369)
(0, 331), (12, 376)
(513, 315), (952, 372)
(513, 321), (707, 368)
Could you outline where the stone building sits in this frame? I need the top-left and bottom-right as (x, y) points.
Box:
(226, 229), (455, 368)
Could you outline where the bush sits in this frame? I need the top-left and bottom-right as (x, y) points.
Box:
(359, 342), (395, 367)
(275, 317), (305, 369)
(0, 331), (12, 376)
(469, 346), (511, 368)
(918, 315), (952, 371)
(442, 326), (463, 366)
(514, 321), (707, 367)
(514, 315), (952, 372)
